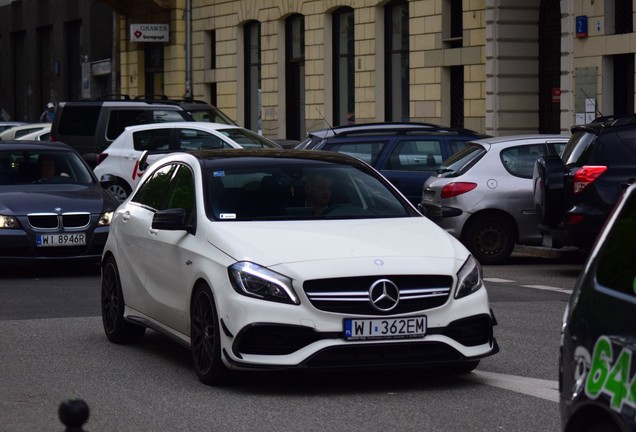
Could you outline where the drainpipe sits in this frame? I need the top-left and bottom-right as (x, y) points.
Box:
(185, 0), (192, 101)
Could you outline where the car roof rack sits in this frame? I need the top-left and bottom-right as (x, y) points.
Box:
(322, 122), (482, 137)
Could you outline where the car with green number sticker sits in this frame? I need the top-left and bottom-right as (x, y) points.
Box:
(560, 182), (636, 432)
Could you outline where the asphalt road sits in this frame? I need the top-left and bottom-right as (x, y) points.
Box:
(0, 247), (583, 431)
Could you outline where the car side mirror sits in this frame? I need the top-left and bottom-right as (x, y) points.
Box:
(138, 150), (150, 172)
(152, 208), (194, 233)
(99, 173), (116, 188)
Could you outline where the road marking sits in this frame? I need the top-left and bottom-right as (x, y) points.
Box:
(484, 278), (572, 295)
(521, 284), (573, 295)
(463, 370), (560, 403)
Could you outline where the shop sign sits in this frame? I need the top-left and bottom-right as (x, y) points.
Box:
(130, 24), (170, 42)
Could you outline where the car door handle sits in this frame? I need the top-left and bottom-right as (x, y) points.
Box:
(149, 228), (158, 237)
(121, 211), (130, 223)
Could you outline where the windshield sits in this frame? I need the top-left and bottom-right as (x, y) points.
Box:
(0, 149), (95, 185)
(217, 128), (280, 149)
(206, 163), (411, 221)
(434, 143), (487, 178)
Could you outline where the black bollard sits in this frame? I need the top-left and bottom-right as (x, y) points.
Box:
(58, 399), (90, 432)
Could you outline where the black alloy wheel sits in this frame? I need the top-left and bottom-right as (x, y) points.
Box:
(463, 214), (515, 265)
(101, 257), (146, 344)
(191, 283), (230, 385)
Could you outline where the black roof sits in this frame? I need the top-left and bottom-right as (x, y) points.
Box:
(0, 141), (76, 152)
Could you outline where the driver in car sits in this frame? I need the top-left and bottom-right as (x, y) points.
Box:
(304, 172), (333, 216)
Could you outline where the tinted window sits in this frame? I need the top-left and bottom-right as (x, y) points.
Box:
(322, 141), (387, 165)
(132, 164), (175, 210)
(596, 190), (636, 296)
(57, 106), (101, 135)
(0, 150), (94, 185)
(561, 131), (595, 165)
(500, 144), (547, 179)
(206, 163), (409, 221)
(164, 164), (196, 223)
(106, 109), (189, 140)
(215, 128), (279, 149)
(133, 129), (172, 151)
(386, 139), (442, 171)
(179, 129), (228, 150)
(436, 143), (486, 178)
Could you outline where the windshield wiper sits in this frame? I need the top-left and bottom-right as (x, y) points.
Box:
(435, 168), (454, 174)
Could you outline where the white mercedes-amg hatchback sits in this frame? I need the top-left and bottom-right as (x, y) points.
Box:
(101, 149), (498, 385)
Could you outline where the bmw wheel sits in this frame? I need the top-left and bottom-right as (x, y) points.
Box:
(463, 214), (515, 265)
(106, 180), (131, 203)
(191, 283), (230, 385)
(101, 256), (146, 344)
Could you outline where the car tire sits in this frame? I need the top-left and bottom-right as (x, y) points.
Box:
(106, 179), (132, 203)
(462, 214), (516, 265)
(101, 256), (146, 344)
(533, 155), (564, 227)
(191, 283), (231, 385)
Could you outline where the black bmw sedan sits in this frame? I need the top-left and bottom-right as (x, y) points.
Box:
(0, 141), (119, 264)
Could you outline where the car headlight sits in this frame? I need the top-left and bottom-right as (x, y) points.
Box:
(455, 255), (483, 299)
(228, 261), (300, 305)
(97, 211), (114, 226)
(0, 215), (20, 229)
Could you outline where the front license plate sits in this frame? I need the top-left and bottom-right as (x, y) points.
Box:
(36, 233), (86, 247)
(344, 316), (427, 341)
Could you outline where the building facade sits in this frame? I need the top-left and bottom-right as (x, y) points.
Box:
(3, 0), (636, 140)
(0, 0), (115, 122)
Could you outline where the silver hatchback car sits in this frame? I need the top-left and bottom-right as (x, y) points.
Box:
(419, 135), (568, 264)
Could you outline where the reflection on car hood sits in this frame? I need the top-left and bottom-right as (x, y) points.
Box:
(208, 217), (467, 269)
(0, 185), (115, 215)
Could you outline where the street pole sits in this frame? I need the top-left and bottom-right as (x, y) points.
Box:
(185, 0), (192, 101)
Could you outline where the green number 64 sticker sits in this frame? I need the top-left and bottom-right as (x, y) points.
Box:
(585, 336), (636, 411)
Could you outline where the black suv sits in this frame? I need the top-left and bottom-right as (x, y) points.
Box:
(560, 182), (636, 432)
(533, 115), (636, 251)
(296, 123), (487, 205)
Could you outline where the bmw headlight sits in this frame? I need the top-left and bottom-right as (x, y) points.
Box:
(0, 215), (20, 229)
(455, 255), (483, 299)
(228, 262), (300, 305)
(97, 211), (114, 226)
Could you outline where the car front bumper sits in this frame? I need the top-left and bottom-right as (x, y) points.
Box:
(217, 285), (498, 371)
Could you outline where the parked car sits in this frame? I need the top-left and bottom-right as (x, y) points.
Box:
(559, 182), (636, 432)
(16, 126), (51, 141)
(0, 122), (26, 134)
(533, 114), (636, 252)
(178, 99), (237, 124)
(0, 123), (50, 141)
(93, 122), (281, 201)
(50, 99), (195, 167)
(419, 135), (568, 264)
(0, 141), (119, 264)
(101, 149), (499, 385)
(295, 122), (487, 205)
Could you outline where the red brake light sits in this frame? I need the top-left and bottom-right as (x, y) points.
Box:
(96, 153), (108, 166)
(573, 166), (607, 194)
(441, 182), (478, 198)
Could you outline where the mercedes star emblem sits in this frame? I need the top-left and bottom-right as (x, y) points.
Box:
(368, 279), (400, 312)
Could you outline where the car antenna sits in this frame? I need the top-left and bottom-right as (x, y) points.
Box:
(316, 108), (336, 135)
(580, 88), (604, 118)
